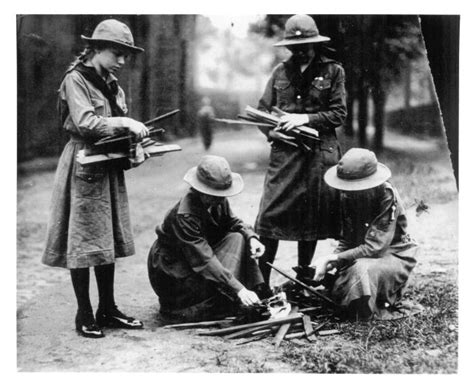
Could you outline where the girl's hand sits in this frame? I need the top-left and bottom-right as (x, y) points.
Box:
(268, 129), (296, 141)
(278, 113), (309, 131)
(237, 288), (260, 306)
(128, 119), (149, 140)
(314, 254), (338, 282)
(249, 237), (265, 259)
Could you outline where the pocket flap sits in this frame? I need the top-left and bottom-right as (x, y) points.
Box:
(274, 79), (291, 90)
(320, 143), (337, 153)
(91, 97), (105, 108)
(76, 170), (104, 183)
(312, 77), (331, 90)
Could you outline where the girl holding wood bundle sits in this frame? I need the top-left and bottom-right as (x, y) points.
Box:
(42, 19), (149, 338)
(255, 15), (347, 286)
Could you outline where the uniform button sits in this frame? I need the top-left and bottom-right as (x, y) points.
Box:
(364, 223), (369, 227)
(297, 95), (301, 99)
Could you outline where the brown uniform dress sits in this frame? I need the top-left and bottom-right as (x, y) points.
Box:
(255, 54), (347, 241)
(42, 67), (134, 269)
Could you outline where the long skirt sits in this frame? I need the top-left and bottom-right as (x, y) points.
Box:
(148, 232), (263, 322)
(331, 253), (417, 320)
(255, 139), (342, 241)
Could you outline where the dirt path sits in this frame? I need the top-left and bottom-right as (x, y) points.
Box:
(17, 128), (457, 372)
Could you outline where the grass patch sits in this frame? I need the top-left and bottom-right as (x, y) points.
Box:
(280, 276), (458, 373)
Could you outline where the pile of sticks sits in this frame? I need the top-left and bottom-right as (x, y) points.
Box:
(163, 263), (341, 347)
(163, 306), (340, 348)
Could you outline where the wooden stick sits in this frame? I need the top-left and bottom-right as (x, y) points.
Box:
(251, 328), (273, 336)
(309, 320), (329, 334)
(213, 118), (274, 127)
(284, 331), (306, 340)
(273, 306), (299, 348)
(163, 318), (234, 329)
(266, 262), (337, 307)
(298, 306), (324, 314)
(302, 315), (317, 341)
(93, 109), (179, 146)
(318, 329), (341, 336)
(144, 109), (180, 126)
(76, 144), (181, 165)
(245, 106), (320, 138)
(236, 332), (271, 345)
(198, 313), (302, 337)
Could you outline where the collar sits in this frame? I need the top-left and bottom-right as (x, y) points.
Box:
(80, 62), (117, 84)
(177, 190), (212, 219)
(285, 53), (333, 66)
(106, 72), (118, 85)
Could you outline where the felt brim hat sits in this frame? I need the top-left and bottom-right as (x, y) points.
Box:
(324, 148), (392, 191)
(183, 155), (244, 197)
(274, 14), (331, 47)
(81, 19), (144, 53)
(274, 34), (330, 47)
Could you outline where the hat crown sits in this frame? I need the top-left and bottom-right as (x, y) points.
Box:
(196, 155), (233, 191)
(337, 148), (378, 180)
(91, 19), (135, 47)
(284, 14), (319, 39)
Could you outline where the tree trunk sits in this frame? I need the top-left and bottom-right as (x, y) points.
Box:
(357, 81), (369, 147)
(373, 87), (386, 151)
(356, 16), (370, 147)
(372, 17), (387, 152)
(404, 62), (412, 109)
(344, 87), (354, 136)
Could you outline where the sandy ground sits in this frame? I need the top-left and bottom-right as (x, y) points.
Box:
(16, 128), (458, 372)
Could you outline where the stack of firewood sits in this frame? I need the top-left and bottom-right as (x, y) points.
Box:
(163, 279), (341, 347)
(215, 105), (321, 152)
(76, 109), (182, 166)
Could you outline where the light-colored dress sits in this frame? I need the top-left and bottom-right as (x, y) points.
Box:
(42, 66), (135, 269)
(331, 182), (418, 319)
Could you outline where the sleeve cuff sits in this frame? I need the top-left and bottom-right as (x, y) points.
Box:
(228, 277), (244, 294)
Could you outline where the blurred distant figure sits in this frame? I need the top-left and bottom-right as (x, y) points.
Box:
(197, 96), (215, 150)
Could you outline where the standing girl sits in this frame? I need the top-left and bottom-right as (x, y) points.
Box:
(255, 15), (347, 285)
(42, 19), (149, 338)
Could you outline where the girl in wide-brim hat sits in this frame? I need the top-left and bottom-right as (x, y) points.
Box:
(313, 148), (420, 320)
(42, 19), (149, 338)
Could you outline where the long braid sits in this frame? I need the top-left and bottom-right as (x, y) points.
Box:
(65, 47), (94, 73)
(58, 46), (95, 129)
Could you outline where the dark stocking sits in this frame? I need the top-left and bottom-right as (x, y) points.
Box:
(297, 240), (317, 267)
(94, 263), (116, 313)
(258, 237), (279, 286)
(70, 268), (93, 319)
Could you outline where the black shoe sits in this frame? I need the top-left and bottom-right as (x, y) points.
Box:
(96, 306), (143, 329)
(293, 266), (317, 285)
(75, 311), (104, 339)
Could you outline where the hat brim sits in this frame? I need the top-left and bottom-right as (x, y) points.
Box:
(324, 163), (392, 191)
(274, 35), (330, 47)
(183, 167), (244, 197)
(81, 36), (144, 53)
